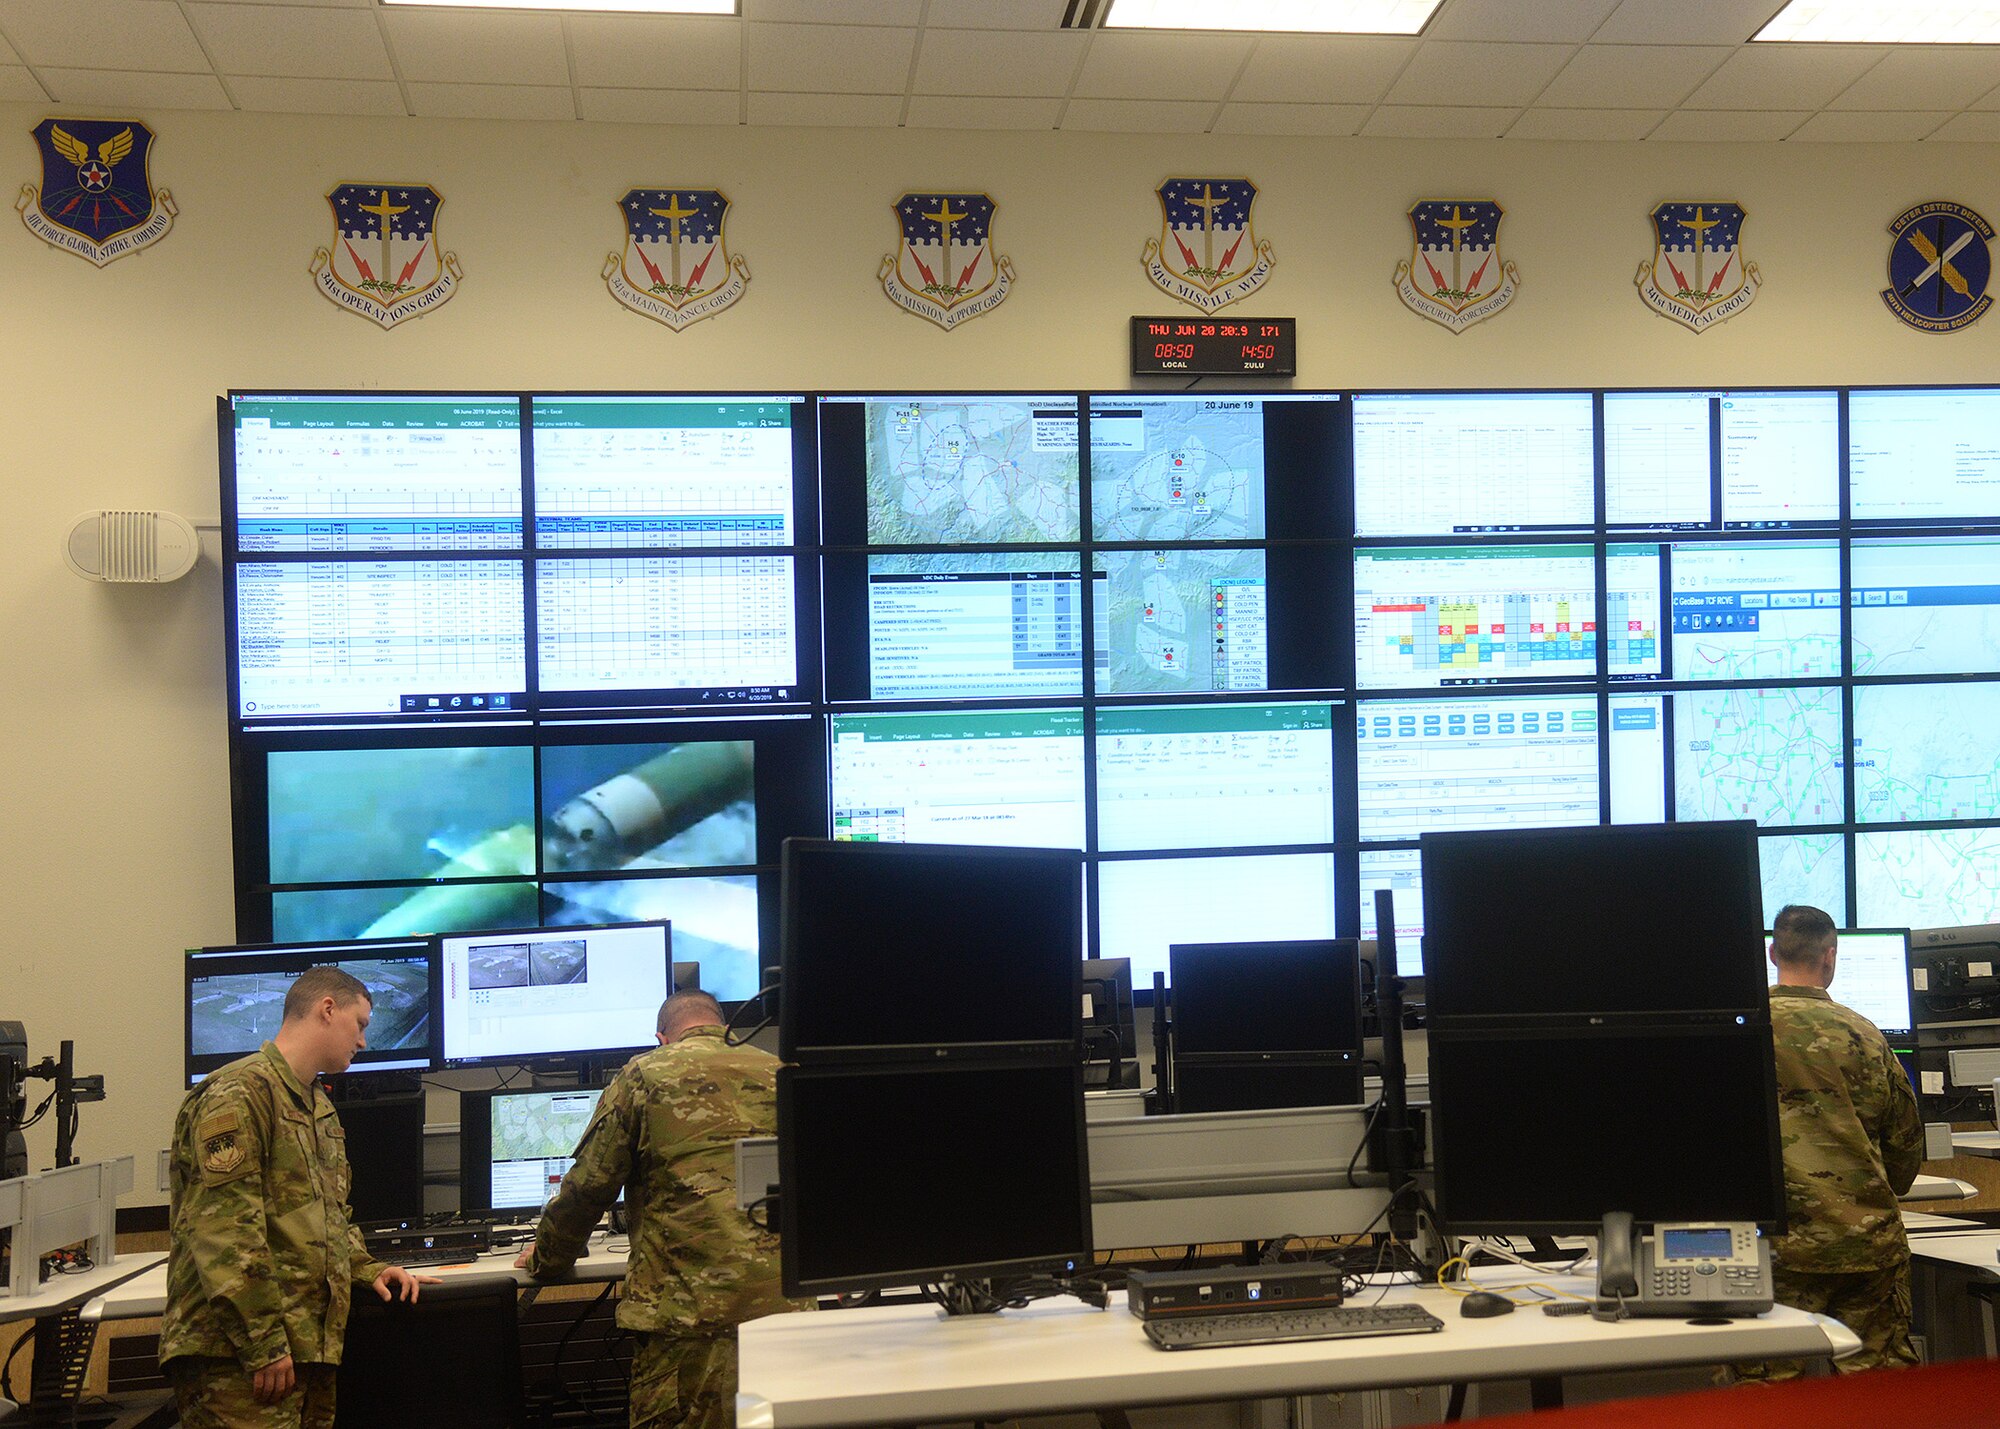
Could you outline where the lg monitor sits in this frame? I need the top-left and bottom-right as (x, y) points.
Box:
(184, 938), (441, 1084)
(438, 920), (671, 1068)
(1167, 939), (1365, 1112)
(1765, 928), (1914, 1045)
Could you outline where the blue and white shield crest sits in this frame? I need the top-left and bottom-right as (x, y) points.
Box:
(17, 117), (176, 266)
(310, 182), (461, 330)
(1637, 202), (1760, 333)
(1393, 199), (1519, 334)
(604, 188), (750, 331)
(878, 191), (1014, 331)
(1142, 177), (1275, 313)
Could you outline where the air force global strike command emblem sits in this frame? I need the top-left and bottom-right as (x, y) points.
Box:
(1637, 202), (1760, 333)
(1394, 200), (1518, 334)
(605, 188), (750, 330)
(310, 183), (461, 330)
(1882, 201), (1992, 333)
(879, 192), (1014, 331)
(18, 118), (176, 266)
(1143, 177), (1275, 312)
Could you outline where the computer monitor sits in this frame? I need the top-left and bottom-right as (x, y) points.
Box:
(438, 920), (671, 1068)
(1167, 939), (1365, 1112)
(778, 839), (1083, 1060)
(458, 1085), (618, 1216)
(335, 1278), (523, 1429)
(1420, 820), (1768, 1022)
(184, 938), (441, 1084)
(777, 1061), (1091, 1297)
(1766, 928), (1914, 1044)
(336, 1092), (426, 1224)
(1080, 957), (1137, 1090)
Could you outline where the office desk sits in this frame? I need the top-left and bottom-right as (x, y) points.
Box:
(1906, 1228), (2000, 1362)
(1903, 1173), (1978, 1201)
(0, 1254), (164, 1426)
(735, 1279), (1858, 1429)
(1949, 1130), (2000, 1158)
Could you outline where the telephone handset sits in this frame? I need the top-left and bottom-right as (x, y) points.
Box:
(1594, 1212), (1774, 1319)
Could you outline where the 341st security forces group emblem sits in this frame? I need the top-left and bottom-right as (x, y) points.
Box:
(1636, 202), (1760, 333)
(310, 182), (461, 330)
(605, 188), (750, 330)
(18, 117), (176, 266)
(1394, 200), (1518, 334)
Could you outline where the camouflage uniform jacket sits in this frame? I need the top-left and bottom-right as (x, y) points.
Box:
(525, 1026), (793, 1335)
(1768, 985), (1924, 1272)
(159, 1042), (389, 1370)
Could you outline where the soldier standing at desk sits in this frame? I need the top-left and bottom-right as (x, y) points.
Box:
(1738, 903), (1924, 1381)
(519, 990), (803, 1429)
(160, 966), (436, 1428)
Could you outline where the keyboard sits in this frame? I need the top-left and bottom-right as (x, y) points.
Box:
(1144, 1302), (1446, 1351)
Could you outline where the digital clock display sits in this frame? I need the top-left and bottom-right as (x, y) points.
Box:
(1131, 317), (1297, 378)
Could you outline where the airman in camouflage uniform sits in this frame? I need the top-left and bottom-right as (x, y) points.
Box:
(161, 967), (433, 1427)
(521, 991), (804, 1429)
(1734, 905), (1925, 1383)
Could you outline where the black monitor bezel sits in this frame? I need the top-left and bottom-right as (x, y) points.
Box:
(436, 917), (670, 1069)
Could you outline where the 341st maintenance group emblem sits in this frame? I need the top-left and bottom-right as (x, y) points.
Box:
(605, 187), (750, 330)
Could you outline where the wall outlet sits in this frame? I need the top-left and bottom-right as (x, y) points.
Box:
(157, 1148), (172, 1193)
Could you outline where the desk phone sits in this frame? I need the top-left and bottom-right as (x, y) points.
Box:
(1596, 1212), (1773, 1317)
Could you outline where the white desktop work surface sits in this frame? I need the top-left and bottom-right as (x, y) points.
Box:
(1905, 1173), (1980, 1201)
(1950, 1131), (2000, 1158)
(0, 1252), (165, 1325)
(734, 1279), (1859, 1429)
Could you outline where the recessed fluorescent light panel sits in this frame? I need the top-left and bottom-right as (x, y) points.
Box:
(379, 0), (736, 13)
(1104, 0), (1441, 34)
(1755, 2), (2000, 42)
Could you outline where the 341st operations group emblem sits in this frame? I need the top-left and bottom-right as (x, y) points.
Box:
(310, 182), (460, 330)
(1637, 202), (1759, 333)
(1882, 200), (1992, 333)
(1143, 177), (1274, 312)
(605, 188), (749, 330)
(18, 117), (175, 266)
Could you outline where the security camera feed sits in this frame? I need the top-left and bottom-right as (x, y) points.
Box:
(440, 921), (670, 1065)
(540, 740), (755, 875)
(862, 396), (1081, 544)
(267, 746), (536, 886)
(464, 937), (588, 989)
(271, 883), (540, 943)
(185, 940), (438, 1080)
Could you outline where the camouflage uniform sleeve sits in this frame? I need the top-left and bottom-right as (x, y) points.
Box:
(348, 1225), (390, 1287)
(1875, 1034), (1924, 1197)
(525, 1072), (637, 1278)
(180, 1079), (292, 1369)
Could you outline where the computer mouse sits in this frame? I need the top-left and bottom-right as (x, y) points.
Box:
(1458, 1291), (1516, 1318)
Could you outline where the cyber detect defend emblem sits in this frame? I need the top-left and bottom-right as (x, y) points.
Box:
(311, 183), (461, 330)
(879, 192), (1014, 331)
(1394, 200), (1518, 334)
(1882, 201), (1992, 333)
(1636, 202), (1760, 333)
(18, 118), (176, 266)
(1143, 177), (1275, 313)
(605, 188), (749, 330)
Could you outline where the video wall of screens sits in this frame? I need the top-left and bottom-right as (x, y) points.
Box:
(225, 385), (2000, 998)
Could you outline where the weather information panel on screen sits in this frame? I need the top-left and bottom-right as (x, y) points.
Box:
(1355, 694), (1600, 842)
(234, 560), (526, 719)
(1852, 537), (2000, 676)
(231, 396), (522, 552)
(829, 709), (1084, 848)
(1850, 389), (2000, 524)
(1667, 540), (1841, 681)
(867, 558), (1109, 699)
(1352, 392), (1594, 536)
(1353, 545), (1597, 689)
(1094, 702), (1335, 852)
(531, 397), (797, 549)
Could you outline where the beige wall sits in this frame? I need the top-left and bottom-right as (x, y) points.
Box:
(2, 102), (1996, 1199)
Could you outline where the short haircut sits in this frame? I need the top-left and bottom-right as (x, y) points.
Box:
(1771, 904), (1837, 966)
(282, 966), (373, 1022)
(658, 990), (724, 1038)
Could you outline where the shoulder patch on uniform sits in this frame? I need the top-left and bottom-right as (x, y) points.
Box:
(196, 1109), (249, 1181)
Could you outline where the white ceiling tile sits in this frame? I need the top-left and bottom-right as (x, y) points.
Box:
(743, 0), (923, 21)
(1383, 41), (1575, 107)
(906, 95), (1061, 130)
(745, 91), (902, 126)
(381, 10), (569, 87)
(578, 87), (740, 125)
(0, 0), (208, 72)
(1360, 104), (1518, 137)
(1060, 97), (1214, 133)
(1786, 110), (1951, 141)
(1828, 50), (2000, 111)
(38, 67), (230, 109)
(186, 4), (393, 81)
(922, 0), (1072, 28)
(0, 63), (45, 100)
(1228, 35), (1415, 104)
(1648, 109), (1810, 141)
(1594, 0), (1792, 44)
(913, 29), (1083, 98)
(1536, 45), (1730, 108)
(1506, 106), (1664, 139)
(1426, 0), (1623, 43)
(1682, 45), (1886, 110)
(406, 82), (573, 121)
(569, 16), (739, 90)
(229, 75), (406, 116)
(747, 22), (915, 94)
(1212, 101), (1371, 136)
(1928, 111), (2000, 140)
(1071, 32), (1256, 102)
